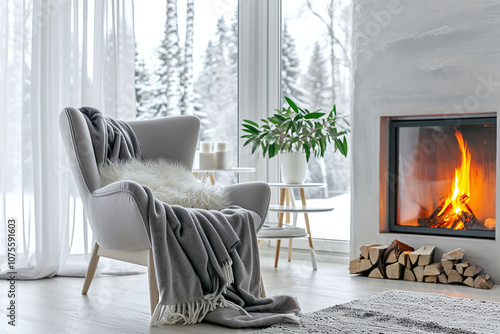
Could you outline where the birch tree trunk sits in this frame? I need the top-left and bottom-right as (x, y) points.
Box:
(182, 0), (195, 115)
(163, 0), (181, 115)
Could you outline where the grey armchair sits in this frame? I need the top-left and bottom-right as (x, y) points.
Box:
(59, 107), (271, 314)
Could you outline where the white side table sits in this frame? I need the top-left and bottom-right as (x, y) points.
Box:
(192, 167), (255, 185)
(260, 183), (333, 270)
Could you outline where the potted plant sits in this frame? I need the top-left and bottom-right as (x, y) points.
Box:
(241, 97), (350, 184)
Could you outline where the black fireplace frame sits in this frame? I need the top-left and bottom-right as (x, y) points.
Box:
(388, 115), (496, 239)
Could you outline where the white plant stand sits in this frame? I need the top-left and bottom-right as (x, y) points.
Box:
(259, 183), (334, 270)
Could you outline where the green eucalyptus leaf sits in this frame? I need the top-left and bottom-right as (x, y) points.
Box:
(251, 140), (260, 154)
(268, 117), (281, 125)
(274, 114), (287, 122)
(342, 136), (348, 156)
(285, 96), (299, 113)
(243, 138), (255, 147)
(243, 119), (260, 127)
(242, 123), (259, 134)
(304, 112), (325, 119)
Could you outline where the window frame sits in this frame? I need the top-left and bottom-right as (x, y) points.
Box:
(238, 0), (351, 251)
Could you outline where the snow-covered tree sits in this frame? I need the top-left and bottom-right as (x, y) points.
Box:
(281, 22), (304, 105)
(195, 16), (237, 143)
(155, 0), (182, 116)
(302, 42), (330, 110)
(134, 46), (158, 119)
(194, 13), (238, 185)
(180, 0), (195, 115)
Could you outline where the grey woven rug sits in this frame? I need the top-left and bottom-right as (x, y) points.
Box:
(252, 290), (500, 333)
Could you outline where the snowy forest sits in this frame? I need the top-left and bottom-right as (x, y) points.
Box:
(134, 0), (352, 198)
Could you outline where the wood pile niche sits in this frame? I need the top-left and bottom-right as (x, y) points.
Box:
(349, 240), (494, 289)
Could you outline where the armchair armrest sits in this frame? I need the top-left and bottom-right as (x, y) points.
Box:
(89, 181), (151, 251)
(223, 181), (271, 231)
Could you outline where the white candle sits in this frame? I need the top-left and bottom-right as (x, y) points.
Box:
(199, 152), (215, 169)
(215, 141), (228, 152)
(200, 141), (212, 153)
(215, 151), (232, 169)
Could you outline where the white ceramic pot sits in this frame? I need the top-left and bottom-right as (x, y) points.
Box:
(280, 151), (308, 184)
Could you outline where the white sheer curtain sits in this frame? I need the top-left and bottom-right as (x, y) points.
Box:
(0, 0), (135, 279)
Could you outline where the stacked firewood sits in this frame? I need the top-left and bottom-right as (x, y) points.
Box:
(349, 240), (494, 289)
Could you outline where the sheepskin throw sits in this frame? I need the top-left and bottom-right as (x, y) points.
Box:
(99, 159), (229, 210)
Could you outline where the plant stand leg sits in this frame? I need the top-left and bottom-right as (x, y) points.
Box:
(274, 188), (286, 268)
(286, 188), (296, 262)
(208, 172), (216, 185)
(299, 188), (317, 270)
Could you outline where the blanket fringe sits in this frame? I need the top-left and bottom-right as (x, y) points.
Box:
(151, 259), (248, 326)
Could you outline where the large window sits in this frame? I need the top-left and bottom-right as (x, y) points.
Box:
(133, 1), (352, 241)
(282, 0), (352, 241)
(134, 0), (238, 183)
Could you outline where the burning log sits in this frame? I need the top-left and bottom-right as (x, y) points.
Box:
(417, 218), (431, 227)
(484, 218), (496, 230)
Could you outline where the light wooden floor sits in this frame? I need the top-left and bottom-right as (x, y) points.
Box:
(2, 247), (500, 334)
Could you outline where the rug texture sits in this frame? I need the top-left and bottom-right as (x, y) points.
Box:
(252, 290), (500, 333)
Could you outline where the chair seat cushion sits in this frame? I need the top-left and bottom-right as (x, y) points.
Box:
(99, 158), (229, 210)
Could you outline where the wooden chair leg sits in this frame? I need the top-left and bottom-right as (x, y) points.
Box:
(148, 249), (159, 315)
(82, 242), (100, 295)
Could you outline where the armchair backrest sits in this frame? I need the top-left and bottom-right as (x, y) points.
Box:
(128, 116), (200, 170)
(59, 107), (201, 211)
(59, 107), (101, 208)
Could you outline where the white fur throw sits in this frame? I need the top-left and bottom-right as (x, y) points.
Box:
(99, 159), (229, 210)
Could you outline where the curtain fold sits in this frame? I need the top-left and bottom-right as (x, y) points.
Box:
(0, 0), (135, 279)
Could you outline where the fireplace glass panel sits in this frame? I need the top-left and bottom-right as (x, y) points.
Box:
(389, 117), (496, 238)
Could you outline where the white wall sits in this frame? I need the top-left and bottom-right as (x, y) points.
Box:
(351, 0), (500, 278)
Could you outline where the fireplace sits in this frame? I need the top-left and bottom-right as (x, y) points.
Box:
(388, 116), (496, 239)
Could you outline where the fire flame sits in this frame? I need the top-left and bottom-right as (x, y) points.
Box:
(435, 130), (471, 230)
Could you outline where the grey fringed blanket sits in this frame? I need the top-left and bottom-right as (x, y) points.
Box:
(80, 107), (300, 328)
